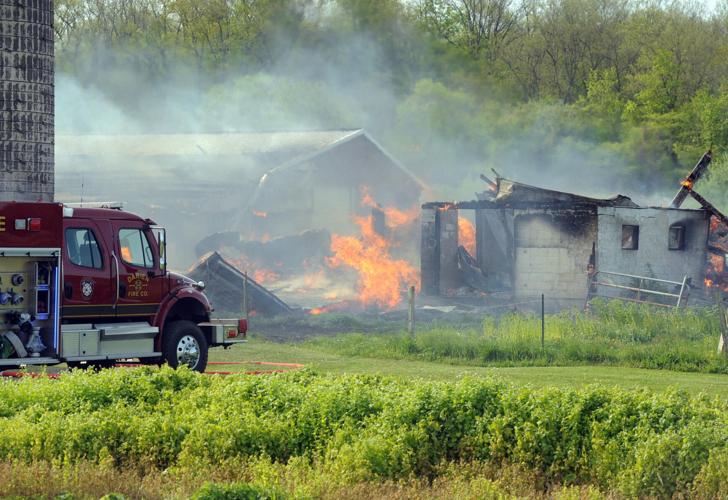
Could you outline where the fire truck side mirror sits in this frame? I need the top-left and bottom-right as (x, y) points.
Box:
(153, 226), (167, 274)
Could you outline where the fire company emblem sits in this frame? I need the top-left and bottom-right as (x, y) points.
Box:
(81, 280), (94, 298)
(127, 272), (150, 298)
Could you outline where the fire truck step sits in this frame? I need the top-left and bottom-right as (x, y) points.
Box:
(0, 357), (60, 366)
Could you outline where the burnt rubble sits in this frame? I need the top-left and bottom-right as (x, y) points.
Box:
(189, 252), (293, 317)
(196, 229), (332, 274)
(421, 156), (722, 308)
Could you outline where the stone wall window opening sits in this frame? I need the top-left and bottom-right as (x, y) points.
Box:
(668, 225), (686, 250)
(621, 225), (639, 250)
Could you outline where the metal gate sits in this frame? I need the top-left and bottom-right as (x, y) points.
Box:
(586, 271), (689, 308)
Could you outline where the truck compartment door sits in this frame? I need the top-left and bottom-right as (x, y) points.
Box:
(60, 322), (161, 361)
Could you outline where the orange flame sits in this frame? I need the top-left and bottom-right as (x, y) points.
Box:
(361, 188), (376, 208)
(224, 256), (252, 274)
(327, 216), (419, 309)
(681, 179), (694, 189)
(705, 252), (726, 289)
(360, 186), (418, 228)
(253, 268), (279, 284)
(383, 206), (419, 227)
(309, 301), (352, 315)
(458, 217), (476, 255)
(253, 210), (268, 218)
(710, 253), (725, 275)
(223, 257), (279, 285)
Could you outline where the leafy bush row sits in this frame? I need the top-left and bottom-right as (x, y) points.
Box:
(2, 367), (728, 497)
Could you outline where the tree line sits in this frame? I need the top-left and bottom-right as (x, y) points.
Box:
(53, 0), (728, 198)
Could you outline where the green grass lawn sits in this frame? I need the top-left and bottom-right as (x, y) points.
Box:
(210, 337), (728, 398)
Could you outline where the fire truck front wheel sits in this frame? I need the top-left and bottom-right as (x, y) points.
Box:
(163, 321), (209, 373)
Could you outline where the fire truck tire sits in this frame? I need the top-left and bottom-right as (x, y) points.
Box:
(163, 321), (208, 373)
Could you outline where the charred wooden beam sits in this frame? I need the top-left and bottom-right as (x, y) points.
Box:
(687, 189), (728, 227)
(420, 207), (439, 295)
(478, 174), (497, 201)
(708, 244), (728, 255)
(372, 205), (387, 237)
(419, 205), (461, 296)
(479, 174), (494, 185)
(438, 206), (460, 294)
(457, 246), (489, 292)
(189, 252), (293, 316)
(670, 150), (712, 208)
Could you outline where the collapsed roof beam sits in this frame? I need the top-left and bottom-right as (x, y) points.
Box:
(479, 173), (496, 188)
(670, 150), (712, 208)
(687, 189), (728, 227)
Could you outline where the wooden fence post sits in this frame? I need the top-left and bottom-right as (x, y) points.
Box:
(715, 291), (728, 356)
(541, 294), (545, 351)
(408, 285), (415, 336)
(243, 271), (249, 324)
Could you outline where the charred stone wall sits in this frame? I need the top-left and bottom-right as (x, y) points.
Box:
(474, 207), (597, 302)
(511, 210), (597, 301)
(0, 0), (53, 201)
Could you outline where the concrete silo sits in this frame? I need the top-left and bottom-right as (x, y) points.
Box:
(0, 0), (53, 201)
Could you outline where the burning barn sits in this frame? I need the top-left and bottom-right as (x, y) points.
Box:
(245, 130), (424, 239)
(55, 129), (423, 267)
(422, 176), (712, 308)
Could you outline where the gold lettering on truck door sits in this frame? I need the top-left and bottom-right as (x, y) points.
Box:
(127, 272), (150, 298)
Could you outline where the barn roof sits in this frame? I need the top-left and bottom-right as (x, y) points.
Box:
(252, 129), (426, 192)
(423, 177), (638, 210)
(492, 178), (638, 207)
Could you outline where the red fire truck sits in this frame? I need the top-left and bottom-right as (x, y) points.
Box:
(0, 202), (246, 372)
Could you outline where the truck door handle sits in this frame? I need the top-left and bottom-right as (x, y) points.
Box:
(64, 283), (72, 299)
(119, 283), (127, 298)
(111, 253), (120, 309)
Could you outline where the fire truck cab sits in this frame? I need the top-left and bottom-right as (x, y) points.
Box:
(0, 202), (246, 372)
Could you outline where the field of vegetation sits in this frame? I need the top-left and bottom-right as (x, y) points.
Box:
(4, 303), (728, 497)
(4, 366), (728, 499)
(302, 301), (728, 374)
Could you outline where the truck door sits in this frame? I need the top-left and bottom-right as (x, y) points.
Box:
(61, 220), (115, 320)
(111, 221), (166, 320)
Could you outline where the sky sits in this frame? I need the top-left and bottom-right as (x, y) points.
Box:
(705, 0), (720, 12)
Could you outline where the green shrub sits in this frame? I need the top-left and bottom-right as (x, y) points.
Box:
(192, 482), (286, 500)
(2, 367), (727, 497)
(691, 446), (728, 499)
